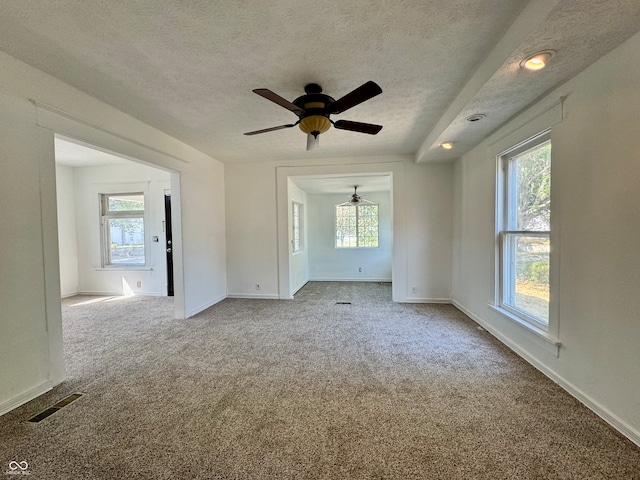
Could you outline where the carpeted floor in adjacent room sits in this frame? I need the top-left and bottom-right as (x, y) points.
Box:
(1, 282), (639, 479)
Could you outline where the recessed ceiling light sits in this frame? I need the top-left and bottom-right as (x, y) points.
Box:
(521, 50), (555, 71)
(440, 142), (454, 150)
(465, 114), (485, 123)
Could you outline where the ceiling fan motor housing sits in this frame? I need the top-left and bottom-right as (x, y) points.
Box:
(294, 90), (335, 138)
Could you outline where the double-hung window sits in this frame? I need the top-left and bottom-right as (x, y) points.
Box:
(335, 204), (379, 248)
(498, 131), (551, 329)
(101, 193), (146, 266)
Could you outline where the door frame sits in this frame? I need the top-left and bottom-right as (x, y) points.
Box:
(275, 161), (408, 302)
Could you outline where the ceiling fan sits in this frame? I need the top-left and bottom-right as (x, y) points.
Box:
(244, 81), (383, 150)
(338, 186), (375, 206)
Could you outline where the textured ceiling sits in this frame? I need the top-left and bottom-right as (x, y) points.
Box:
(421, 0), (640, 162)
(1, 1), (639, 164)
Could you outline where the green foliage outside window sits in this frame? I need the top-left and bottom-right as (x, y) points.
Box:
(336, 204), (379, 248)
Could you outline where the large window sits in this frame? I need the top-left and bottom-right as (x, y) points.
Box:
(101, 193), (146, 266)
(498, 132), (551, 328)
(335, 204), (379, 248)
(292, 201), (303, 253)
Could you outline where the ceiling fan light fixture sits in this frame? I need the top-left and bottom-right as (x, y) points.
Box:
(339, 185), (374, 207)
(245, 81), (383, 149)
(299, 115), (331, 137)
(521, 50), (555, 71)
(440, 141), (454, 150)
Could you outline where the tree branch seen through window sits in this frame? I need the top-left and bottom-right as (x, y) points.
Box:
(335, 204), (379, 248)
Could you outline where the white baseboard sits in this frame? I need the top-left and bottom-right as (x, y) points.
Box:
(77, 291), (162, 297)
(309, 278), (392, 282)
(403, 297), (451, 304)
(0, 381), (53, 417)
(452, 300), (640, 448)
(78, 290), (123, 297)
(187, 293), (227, 317)
(226, 293), (280, 300)
(61, 291), (79, 299)
(292, 280), (309, 296)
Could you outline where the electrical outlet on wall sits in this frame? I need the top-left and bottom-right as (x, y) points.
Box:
(411, 286), (417, 293)
(136, 281), (142, 288)
(255, 284), (260, 291)
(358, 267), (362, 273)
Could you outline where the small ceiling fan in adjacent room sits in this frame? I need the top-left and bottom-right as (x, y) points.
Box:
(338, 186), (375, 206)
(244, 81), (383, 150)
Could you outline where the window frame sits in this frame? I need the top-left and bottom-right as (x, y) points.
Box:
(100, 192), (147, 268)
(334, 203), (379, 249)
(496, 130), (553, 333)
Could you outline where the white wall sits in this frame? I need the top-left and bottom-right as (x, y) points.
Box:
(452, 31), (640, 445)
(56, 165), (79, 297)
(308, 192), (392, 281)
(178, 161), (227, 316)
(71, 163), (170, 296)
(225, 162), (279, 298)
(226, 155), (453, 302)
(405, 162), (453, 302)
(288, 179), (309, 295)
(0, 90), (63, 415)
(0, 50), (227, 415)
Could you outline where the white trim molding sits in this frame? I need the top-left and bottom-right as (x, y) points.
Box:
(226, 293), (280, 300)
(0, 381), (53, 417)
(403, 297), (451, 304)
(187, 293), (227, 317)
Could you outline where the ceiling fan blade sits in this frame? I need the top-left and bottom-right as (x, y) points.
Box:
(243, 124), (296, 135)
(306, 133), (319, 151)
(333, 120), (383, 135)
(253, 89), (305, 116)
(328, 81), (382, 114)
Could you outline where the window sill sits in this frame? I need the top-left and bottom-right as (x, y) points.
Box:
(95, 267), (153, 272)
(489, 304), (560, 347)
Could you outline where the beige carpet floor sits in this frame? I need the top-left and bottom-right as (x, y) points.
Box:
(1, 282), (639, 479)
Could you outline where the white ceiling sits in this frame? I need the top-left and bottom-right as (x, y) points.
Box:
(54, 137), (130, 168)
(1, 1), (639, 164)
(291, 174), (391, 195)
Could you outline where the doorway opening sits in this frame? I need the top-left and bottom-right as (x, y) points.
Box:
(276, 162), (408, 302)
(287, 174), (392, 296)
(54, 135), (179, 302)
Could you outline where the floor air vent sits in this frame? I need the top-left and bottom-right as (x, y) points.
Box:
(27, 393), (84, 423)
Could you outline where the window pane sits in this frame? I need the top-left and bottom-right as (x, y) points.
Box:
(357, 205), (379, 247)
(107, 194), (144, 212)
(336, 205), (357, 247)
(336, 204), (379, 248)
(107, 217), (145, 264)
(503, 233), (549, 325)
(512, 141), (551, 230)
